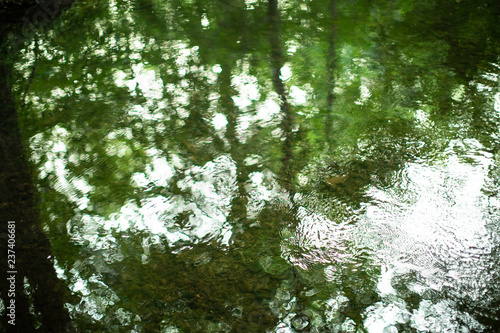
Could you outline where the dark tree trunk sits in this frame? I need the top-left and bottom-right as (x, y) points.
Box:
(0, 1), (78, 331)
(0, 57), (73, 333)
(267, 0), (295, 192)
(325, 0), (337, 145)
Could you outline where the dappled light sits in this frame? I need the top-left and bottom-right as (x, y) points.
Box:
(1, 0), (500, 332)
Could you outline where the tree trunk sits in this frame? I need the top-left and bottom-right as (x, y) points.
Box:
(0, 1), (77, 330)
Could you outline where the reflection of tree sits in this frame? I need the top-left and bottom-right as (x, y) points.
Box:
(5, 0), (500, 331)
(1, 41), (72, 333)
(324, 0), (336, 145)
(268, 0), (294, 192)
(218, 61), (251, 233)
(264, 2), (381, 330)
(0, 1), (83, 331)
(22, 0), (286, 331)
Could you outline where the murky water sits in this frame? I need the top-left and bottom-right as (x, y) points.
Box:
(2, 0), (500, 331)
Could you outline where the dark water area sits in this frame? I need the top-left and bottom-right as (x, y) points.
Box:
(1, 0), (500, 332)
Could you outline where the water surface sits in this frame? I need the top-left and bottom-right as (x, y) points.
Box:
(3, 0), (500, 331)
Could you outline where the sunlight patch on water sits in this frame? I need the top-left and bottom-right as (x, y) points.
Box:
(355, 139), (496, 332)
(114, 63), (163, 100)
(132, 152), (174, 188)
(363, 298), (484, 333)
(231, 69), (261, 109)
(68, 155), (237, 253)
(273, 138), (498, 332)
(31, 126), (93, 210)
(360, 141), (493, 281)
(212, 113), (228, 131)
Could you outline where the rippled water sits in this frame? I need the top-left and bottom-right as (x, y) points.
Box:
(3, 0), (500, 331)
(358, 141), (499, 331)
(276, 139), (499, 332)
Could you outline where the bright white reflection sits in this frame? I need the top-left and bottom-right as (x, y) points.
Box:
(272, 137), (495, 332)
(355, 138), (493, 332)
(65, 269), (127, 322)
(290, 86), (307, 105)
(70, 155), (236, 249)
(31, 126), (93, 210)
(280, 64), (292, 81)
(212, 64), (222, 73)
(360, 140), (492, 274)
(364, 299), (483, 332)
(495, 91), (500, 113)
(355, 83), (371, 105)
(132, 151), (174, 188)
(246, 170), (289, 219)
(212, 113), (228, 131)
(231, 70), (261, 109)
(256, 95), (280, 122)
(114, 63), (163, 100)
(201, 13), (209, 28)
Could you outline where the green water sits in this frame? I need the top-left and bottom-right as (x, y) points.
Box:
(1, 0), (500, 331)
